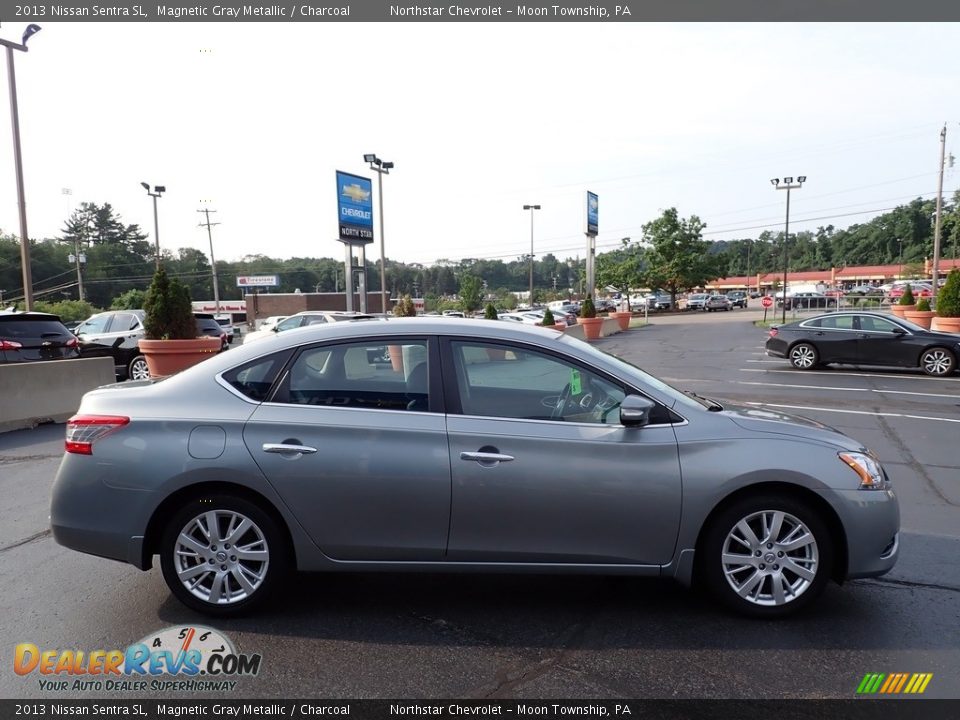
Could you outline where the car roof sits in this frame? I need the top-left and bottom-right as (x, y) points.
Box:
(0, 311), (62, 321)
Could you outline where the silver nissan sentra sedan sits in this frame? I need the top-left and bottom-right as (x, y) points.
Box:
(51, 318), (899, 618)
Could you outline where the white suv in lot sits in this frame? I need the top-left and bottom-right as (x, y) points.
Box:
(244, 311), (374, 344)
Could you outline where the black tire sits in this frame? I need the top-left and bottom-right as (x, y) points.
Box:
(699, 494), (833, 618)
(789, 343), (819, 370)
(128, 355), (150, 381)
(919, 347), (957, 377)
(160, 493), (289, 616)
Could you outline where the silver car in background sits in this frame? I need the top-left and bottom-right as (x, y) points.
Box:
(51, 319), (898, 618)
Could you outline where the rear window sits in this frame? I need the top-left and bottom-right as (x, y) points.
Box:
(0, 317), (71, 339)
(222, 351), (292, 401)
(196, 319), (222, 332)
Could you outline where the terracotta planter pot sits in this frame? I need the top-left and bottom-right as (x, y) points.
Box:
(388, 345), (404, 372)
(890, 304), (914, 319)
(611, 311), (632, 331)
(138, 337), (223, 378)
(553, 322), (567, 332)
(931, 316), (960, 334)
(578, 316), (604, 341)
(903, 309), (936, 329)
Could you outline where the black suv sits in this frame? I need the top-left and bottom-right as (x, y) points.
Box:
(0, 312), (80, 364)
(75, 310), (227, 380)
(726, 291), (748, 308)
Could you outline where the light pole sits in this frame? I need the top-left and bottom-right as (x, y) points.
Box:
(897, 238), (903, 279)
(141, 183), (166, 268)
(365, 154), (394, 314)
(2, 24), (41, 310)
(523, 204), (540, 306)
(771, 176), (806, 323)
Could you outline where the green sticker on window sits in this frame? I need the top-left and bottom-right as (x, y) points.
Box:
(570, 369), (582, 395)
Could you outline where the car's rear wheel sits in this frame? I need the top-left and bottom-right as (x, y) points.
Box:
(700, 495), (833, 618)
(128, 355), (150, 381)
(160, 494), (288, 616)
(789, 343), (819, 370)
(920, 347), (956, 377)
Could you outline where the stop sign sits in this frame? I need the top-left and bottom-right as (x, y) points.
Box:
(761, 296), (774, 309)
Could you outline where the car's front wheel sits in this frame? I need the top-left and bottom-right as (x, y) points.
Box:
(789, 343), (819, 370)
(920, 347), (956, 377)
(700, 495), (833, 617)
(128, 355), (150, 381)
(160, 494), (288, 616)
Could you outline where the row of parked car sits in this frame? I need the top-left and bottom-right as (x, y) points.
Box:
(0, 309), (235, 379)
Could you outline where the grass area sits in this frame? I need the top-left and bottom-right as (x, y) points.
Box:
(628, 318), (649, 328)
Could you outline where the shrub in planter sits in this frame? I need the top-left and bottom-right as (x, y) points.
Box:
(484, 303), (498, 320)
(898, 284), (915, 306)
(937, 269), (960, 317)
(933, 269), (960, 333)
(905, 296), (936, 329)
(394, 295), (417, 317)
(915, 297), (931, 312)
(541, 307), (556, 326)
(580, 296), (597, 319)
(139, 266), (220, 377)
(143, 266), (195, 340)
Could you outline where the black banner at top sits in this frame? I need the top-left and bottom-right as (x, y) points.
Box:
(1, 0), (959, 22)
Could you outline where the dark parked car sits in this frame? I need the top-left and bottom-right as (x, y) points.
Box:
(195, 313), (230, 351)
(0, 311), (80, 364)
(726, 291), (748, 308)
(765, 311), (959, 376)
(52, 318), (899, 618)
(779, 292), (837, 310)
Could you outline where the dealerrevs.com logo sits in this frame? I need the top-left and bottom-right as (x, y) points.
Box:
(15, 626), (261, 693)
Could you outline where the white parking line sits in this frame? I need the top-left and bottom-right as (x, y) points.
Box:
(740, 368), (960, 382)
(743, 402), (960, 424)
(745, 359), (783, 363)
(736, 381), (960, 400)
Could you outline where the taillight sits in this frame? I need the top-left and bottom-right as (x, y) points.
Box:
(65, 337), (78, 348)
(768, 328), (779, 338)
(0, 340), (23, 350)
(65, 415), (130, 455)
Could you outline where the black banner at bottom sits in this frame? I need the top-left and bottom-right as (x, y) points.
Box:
(2, 700), (960, 720)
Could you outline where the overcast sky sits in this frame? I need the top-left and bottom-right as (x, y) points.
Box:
(0, 22), (957, 268)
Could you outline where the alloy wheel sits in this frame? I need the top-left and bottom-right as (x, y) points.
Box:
(789, 344), (817, 369)
(921, 349), (954, 377)
(721, 510), (819, 607)
(173, 509), (270, 605)
(129, 358), (150, 381)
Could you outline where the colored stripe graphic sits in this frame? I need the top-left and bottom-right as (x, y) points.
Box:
(857, 673), (932, 694)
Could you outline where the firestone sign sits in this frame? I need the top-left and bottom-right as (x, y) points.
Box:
(236, 275), (279, 288)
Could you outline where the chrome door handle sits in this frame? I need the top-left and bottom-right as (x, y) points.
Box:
(263, 443), (318, 454)
(460, 451), (514, 463)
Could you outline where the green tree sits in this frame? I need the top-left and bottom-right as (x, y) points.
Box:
(111, 289), (146, 309)
(641, 208), (717, 307)
(143, 266), (195, 340)
(458, 274), (484, 313)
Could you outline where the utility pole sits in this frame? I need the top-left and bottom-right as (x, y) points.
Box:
(197, 208), (221, 316)
(931, 124), (946, 305)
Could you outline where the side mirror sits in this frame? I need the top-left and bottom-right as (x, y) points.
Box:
(891, 327), (906, 336)
(620, 394), (656, 427)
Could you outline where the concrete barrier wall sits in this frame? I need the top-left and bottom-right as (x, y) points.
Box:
(0, 358), (116, 434)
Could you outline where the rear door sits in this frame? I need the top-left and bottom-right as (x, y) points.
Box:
(801, 315), (858, 363)
(242, 337), (452, 561)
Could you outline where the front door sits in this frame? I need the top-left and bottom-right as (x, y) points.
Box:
(442, 339), (682, 566)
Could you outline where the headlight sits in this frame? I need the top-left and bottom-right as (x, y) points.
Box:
(839, 451), (887, 490)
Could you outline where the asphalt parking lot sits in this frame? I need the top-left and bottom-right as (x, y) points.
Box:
(1, 309), (958, 700)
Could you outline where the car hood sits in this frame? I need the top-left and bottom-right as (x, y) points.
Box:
(721, 401), (864, 451)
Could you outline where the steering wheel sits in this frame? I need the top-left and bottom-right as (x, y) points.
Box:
(549, 379), (599, 420)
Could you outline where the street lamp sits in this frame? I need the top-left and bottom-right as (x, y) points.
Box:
(2, 24), (41, 310)
(771, 176), (806, 323)
(141, 182), (166, 268)
(523, 204), (541, 306)
(365, 153), (394, 314)
(897, 238), (903, 279)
